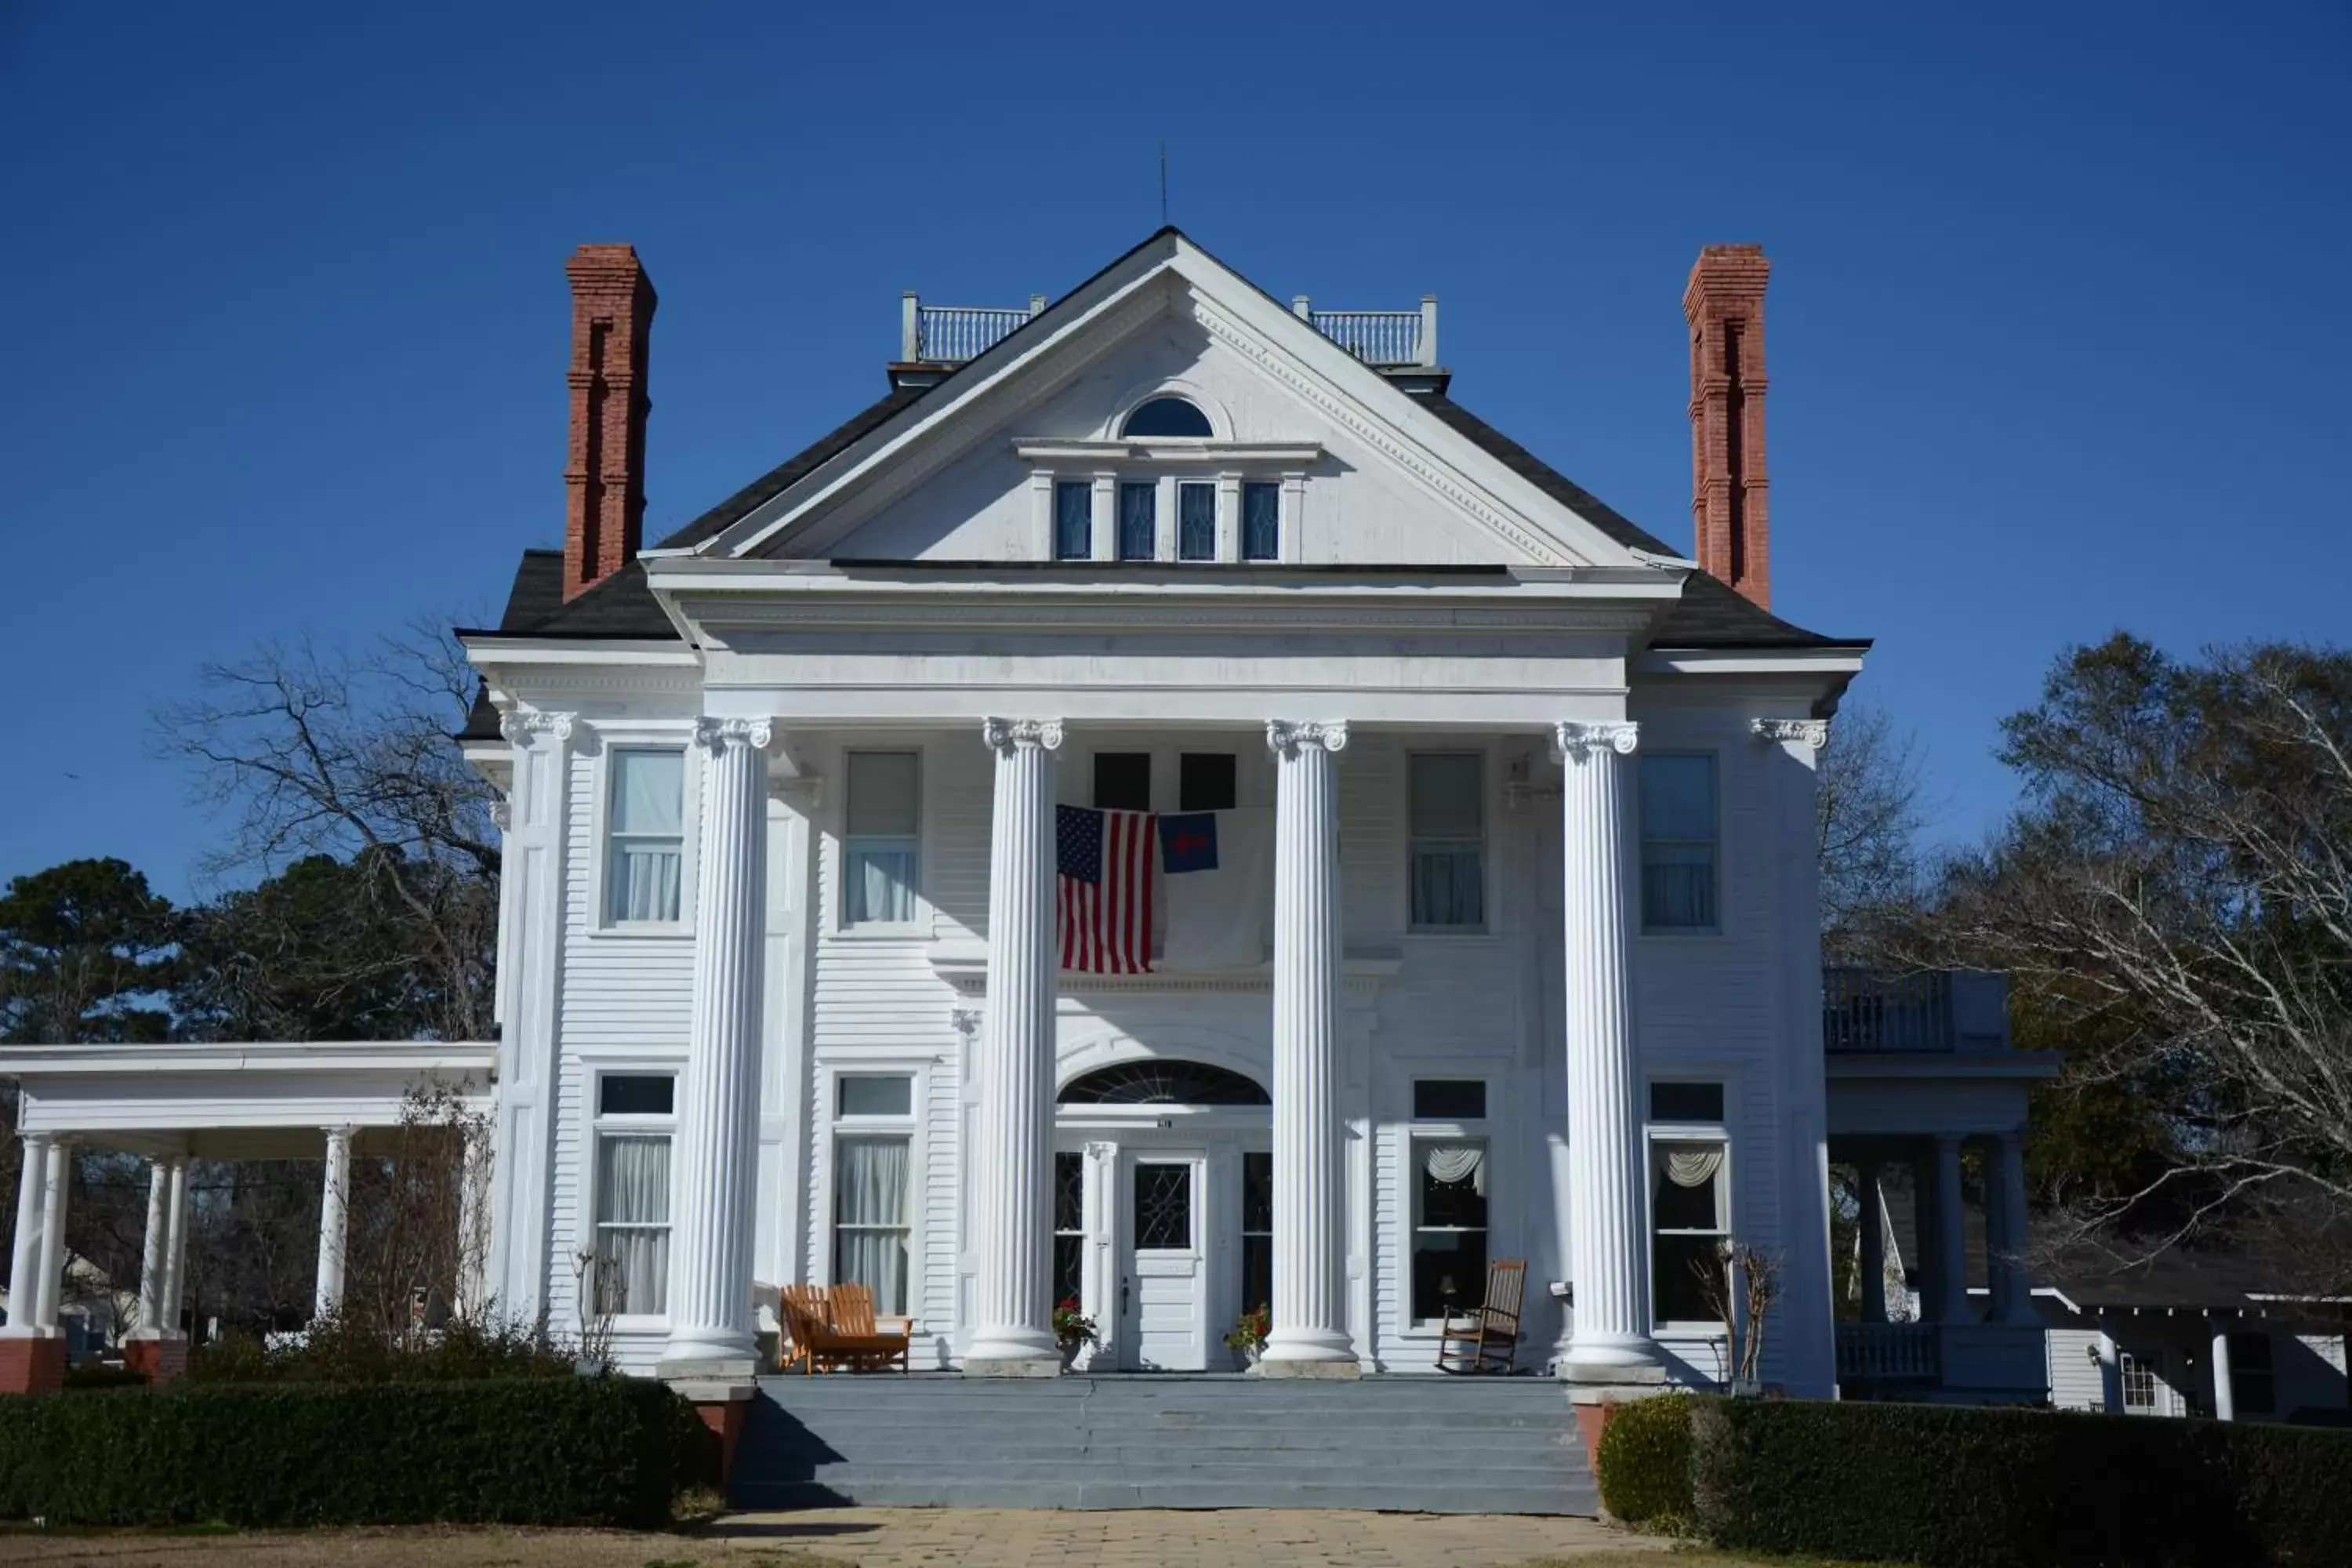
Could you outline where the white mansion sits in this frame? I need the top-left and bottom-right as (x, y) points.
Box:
(2, 230), (2055, 1407)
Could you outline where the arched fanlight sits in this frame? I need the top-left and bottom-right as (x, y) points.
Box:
(1058, 1060), (1269, 1106)
(1119, 396), (1214, 438)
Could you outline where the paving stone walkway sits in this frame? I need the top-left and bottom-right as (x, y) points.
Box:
(713, 1508), (1665, 1566)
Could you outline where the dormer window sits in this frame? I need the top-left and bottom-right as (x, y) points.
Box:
(1120, 397), (1214, 438)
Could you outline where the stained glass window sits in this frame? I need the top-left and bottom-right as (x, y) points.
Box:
(1178, 482), (1216, 561)
(1132, 1163), (1192, 1250)
(1053, 1152), (1085, 1307)
(1119, 482), (1156, 561)
(1054, 481), (1092, 560)
(1242, 481), (1279, 561)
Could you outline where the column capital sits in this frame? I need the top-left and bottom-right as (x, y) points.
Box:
(1552, 720), (1638, 761)
(981, 717), (1064, 753)
(694, 716), (775, 753)
(499, 710), (575, 744)
(1752, 717), (1830, 751)
(1266, 719), (1348, 756)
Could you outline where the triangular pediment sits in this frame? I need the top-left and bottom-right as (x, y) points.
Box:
(687, 232), (1651, 572)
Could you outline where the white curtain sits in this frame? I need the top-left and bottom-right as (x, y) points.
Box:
(1423, 1141), (1487, 1196)
(608, 750), (684, 923)
(1410, 845), (1486, 928)
(835, 1136), (911, 1315)
(1662, 1147), (1726, 1188)
(595, 1134), (671, 1315)
(844, 842), (917, 924)
(610, 844), (682, 922)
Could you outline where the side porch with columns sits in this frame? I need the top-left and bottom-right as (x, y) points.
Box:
(0, 1042), (494, 1393)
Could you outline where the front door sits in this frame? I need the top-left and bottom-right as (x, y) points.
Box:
(1118, 1151), (1208, 1370)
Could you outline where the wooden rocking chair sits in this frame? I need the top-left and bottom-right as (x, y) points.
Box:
(1436, 1258), (1527, 1374)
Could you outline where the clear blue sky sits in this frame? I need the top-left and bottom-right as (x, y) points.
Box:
(3, 3), (2346, 903)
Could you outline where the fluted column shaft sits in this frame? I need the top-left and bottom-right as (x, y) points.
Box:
(160, 1156), (189, 1335)
(1991, 1132), (2037, 1325)
(315, 1126), (353, 1318)
(662, 717), (772, 1368)
(1262, 720), (1356, 1373)
(4, 1132), (54, 1335)
(1926, 1133), (1971, 1324)
(137, 1162), (170, 1332)
(1556, 720), (1664, 1383)
(967, 717), (1065, 1374)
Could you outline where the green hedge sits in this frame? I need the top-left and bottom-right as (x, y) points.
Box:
(1593, 1392), (1694, 1530)
(0, 1377), (684, 1528)
(1687, 1396), (2352, 1568)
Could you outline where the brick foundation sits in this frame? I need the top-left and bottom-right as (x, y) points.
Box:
(1573, 1399), (1619, 1468)
(122, 1336), (190, 1385)
(0, 1335), (67, 1396)
(695, 1396), (750, 1486)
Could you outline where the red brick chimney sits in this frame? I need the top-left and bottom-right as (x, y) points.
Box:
(564, 244), (657, 601)
(1684, 245), (1771, 608)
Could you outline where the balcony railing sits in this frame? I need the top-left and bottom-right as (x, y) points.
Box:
(1823, 968), (2011, 1054)
(1836, 1322), (1940, 1382)
(895, 291), (1441, 368)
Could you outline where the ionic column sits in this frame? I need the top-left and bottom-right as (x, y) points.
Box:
(454, 1121), (491, 1320)
(3, 1132), (54, 1335)
(1261, 719), (1356, 1376)
(1991, 1131), (2038, 1325)
(136, 1160), (170, 1332)
(314, 1126), (354, 1319)
(1555, 720), (1663, 1385)
(966, 717), (1065, 1375)
(30, 1136), (70, 1330)
(1857, 1158), (1888, 1324)
(160, 1155), (190, 1335)
(660, 717), (774, 1371)
(1926, 1134), (1971, 1323)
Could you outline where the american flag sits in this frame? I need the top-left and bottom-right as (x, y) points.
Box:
(1057, 804), (1154, 973)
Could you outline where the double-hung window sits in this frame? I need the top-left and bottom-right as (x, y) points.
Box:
(1408, 753), (1485, 931)
(2227, 1331), (2275, 1416)
(1054, 480), (1093, 560)
(1409, 1077), (1489, 1323)
(844, 751), (920, 926)
(591, 1073), (675, 1316)
(1178, 481), (1216, 561)
(833, 1073), (914, 1316)
(1650, 1077), (1730, 1327)
(605, 749), (684, 924)
(1640, 753), (1718, 931)
(1242, 481), (1280, 561)
(2120, 1350), (2161, 1414)
(1118, 481), (1157, 561)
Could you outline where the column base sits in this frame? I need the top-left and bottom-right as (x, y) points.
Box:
(964, 1325), (1061, 1376)
(659, 1324), (760, 1369)
(1558, 1334), (1668, 1387)
(658, 1356), (760, 1386)
(122, 1333), (190, 1385)
(1260, 1328), (1360, 1377)
(964, 1353), (1063, 1377)
(1256, 1355), (1361, 1379)
(0, 1333), (66, 1396)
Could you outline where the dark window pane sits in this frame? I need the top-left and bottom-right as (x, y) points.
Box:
(600, 1074), (673, 1116)
(1060, 1061), (1269, 1105)
(1655, 1233), (1722, 1323)
(1054, 1152), (1084, 1232)
(1119, 482), (1156, 561)
(838, 1075), (912, 1116)
(1650, 1082), (1725, 1123)
(1054, 1235), (1084, 1308)
(1120, 397), (1213, 437)
(1094, 752), (1152, 812)
(1179, 753), (1236, 812)
(1414, 1079), (1486, 1120)
(1242, 1151), (1273, 1232)
(1241, 1235), (1272, 1319)
(2229, 1331), (2275, 1415)
(1420, 1162), (1488, 1229)
(1178, 482), (1216, 561)
(1410, 1229), (1486, 1320)
(1054, 481), (1092, 560)
(1132, 1163), (1192, 1250)
(1242, 482), (1279, 561)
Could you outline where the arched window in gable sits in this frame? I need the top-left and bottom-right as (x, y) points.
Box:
(1119, 396), (1214, 438)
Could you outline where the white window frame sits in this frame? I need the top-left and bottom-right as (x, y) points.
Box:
(1639, 750), (1722, 936)
(585, 1064), (680, 1330)
(2120, 1348), (2164, 1414)
(1646, 1080), (1733, 1333)
(1399, 1070), (1497, 1332)
(833, 745), (929, 936)
(817, 1062), (928, 1325)
(1406, 749), (1490, 935)
(586, 728), (701, 938)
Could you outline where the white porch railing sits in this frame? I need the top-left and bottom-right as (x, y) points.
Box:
(1836, 1321), (1940, 1382)
(896, 291), (1442, 368)
(1822, 968), (2012, 1054)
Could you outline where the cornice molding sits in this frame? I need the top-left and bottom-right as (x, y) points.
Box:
(1752, 717), (1831, 751)
(1188, 294), (1572, 568)
(1552, 720), (1639, 761)
(981, 717), (1065, 753)
(1266, 719), (1349, 757)
(676, 597), (1657, 637)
